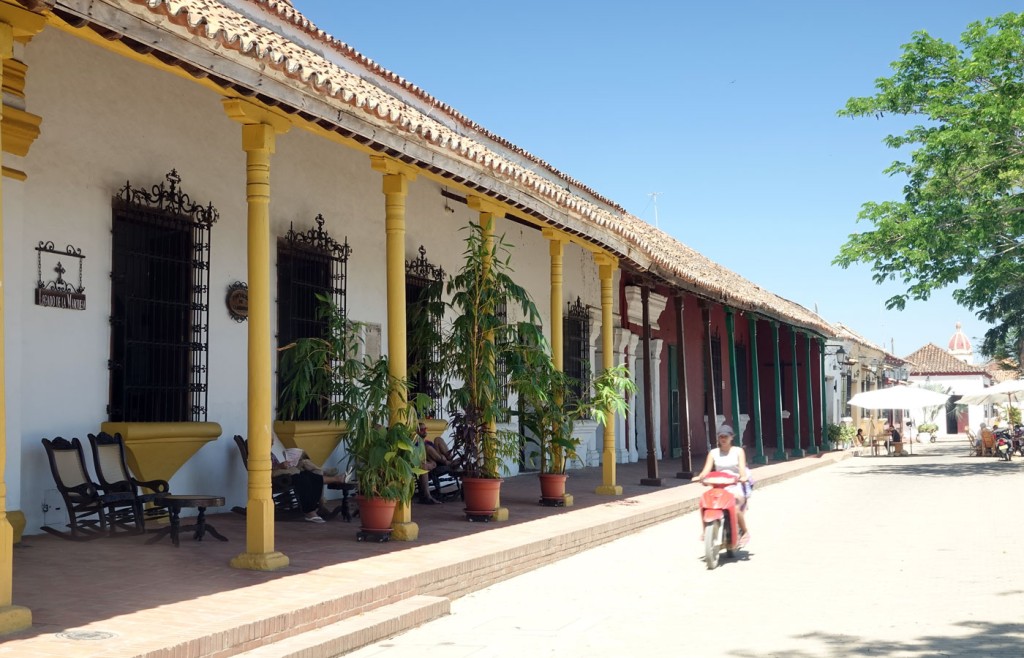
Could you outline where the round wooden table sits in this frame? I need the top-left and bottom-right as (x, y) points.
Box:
(146, 494), (227, 547)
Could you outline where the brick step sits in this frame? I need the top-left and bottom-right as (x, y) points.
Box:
(233, 595), (450, 658)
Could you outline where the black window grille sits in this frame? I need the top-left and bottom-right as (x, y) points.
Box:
(277, 214), (351, 420)
(108, 170), (216, 423)
(406, 246), (444, 418)
(564, 297), (591, 406)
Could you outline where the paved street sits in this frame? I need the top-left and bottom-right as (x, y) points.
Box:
(349, 438), (1024, 657)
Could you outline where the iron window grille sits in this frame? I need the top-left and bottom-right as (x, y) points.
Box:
(564, 297), (591, 408)
(406, 246), (445, 418)
(277, 214), (351, 420)
(108, 170), (216, 423)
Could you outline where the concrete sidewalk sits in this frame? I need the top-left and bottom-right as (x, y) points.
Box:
(2, 450), (849, 657)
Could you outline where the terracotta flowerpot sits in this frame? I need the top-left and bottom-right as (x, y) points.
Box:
(538, 473), (568, 501)
(356, 495), (397, 532)
(461, 477), (503, 516)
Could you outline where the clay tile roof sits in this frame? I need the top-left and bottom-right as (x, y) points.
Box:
(124, 1), (833, 335)
(903, 343), (988, 376)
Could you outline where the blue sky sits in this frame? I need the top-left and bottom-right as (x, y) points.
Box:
(291, 1), (1018, 361)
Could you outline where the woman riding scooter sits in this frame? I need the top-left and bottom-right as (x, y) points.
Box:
(694, 424), (751, 546)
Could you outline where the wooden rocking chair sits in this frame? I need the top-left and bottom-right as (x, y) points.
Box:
(232, 435), (301, 515)
(41, 436), (141, 540)
(88, 431), (171, 530)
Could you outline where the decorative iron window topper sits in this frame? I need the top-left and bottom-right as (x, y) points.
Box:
(35, 241), (86, 310)
(226, 281), (248, 322)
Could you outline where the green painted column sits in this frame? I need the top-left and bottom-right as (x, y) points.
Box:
(725, 308), (741, 446)
(771, 321), (787, 462)
(749, 316), (767, 464)
(805, 332), (818, 454)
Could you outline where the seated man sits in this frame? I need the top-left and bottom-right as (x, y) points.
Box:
(414, 422), (459, 504)
(271, 451), (347, 523)
(890, 427), (904, 456)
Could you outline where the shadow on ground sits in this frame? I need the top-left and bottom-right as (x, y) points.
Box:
(730, 620), (1024, 657)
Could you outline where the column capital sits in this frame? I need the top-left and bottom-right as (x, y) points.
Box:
(467, 194), (506, 217)
(370, 155), (418, 180)
(222, 98), (291, 133)
(541, 227), (570, 244)
(0, 2), (46, 50)
(593, 252), (618, 268)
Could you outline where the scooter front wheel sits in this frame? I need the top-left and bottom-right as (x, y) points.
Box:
(704, 519), (721, 570)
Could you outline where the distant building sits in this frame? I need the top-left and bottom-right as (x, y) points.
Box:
(904, 326), (992, 433)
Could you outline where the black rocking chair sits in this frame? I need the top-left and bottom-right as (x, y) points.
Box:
(88, 431), (170, 530)
(41, 436), (141, 540)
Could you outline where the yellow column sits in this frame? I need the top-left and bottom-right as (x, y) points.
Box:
(542, 229), (571, 496)
(370, 155), (419, 540)
(542, 229), (567, 372)
(594, 254), (622, 495)
(223, 99), (291, 571)
(467, 196), (509, 521)
(0, 2), (44, 635)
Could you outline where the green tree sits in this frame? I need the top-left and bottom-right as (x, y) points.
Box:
(834, 13), (1024, 361)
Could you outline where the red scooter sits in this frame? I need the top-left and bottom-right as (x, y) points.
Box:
(699, 471), (740, 569)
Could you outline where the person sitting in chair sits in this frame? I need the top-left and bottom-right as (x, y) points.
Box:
(889, 426), (903, 456)
(415, 422), (459, 504)
(271, 451), (348, 523)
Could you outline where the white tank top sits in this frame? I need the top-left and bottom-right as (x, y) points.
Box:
(711, 447), (740, 476)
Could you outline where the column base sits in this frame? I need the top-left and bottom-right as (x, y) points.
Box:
(807, 445), (821, 455)
(7, 511), (24, 544)
(640, 477), (663, 487)
(230, 551), (290, 571)
(390, 521), (419, 541)
(753, 454), (770, 465)
(491, 507), (509, 522)
(790, 448), (806, 458)
(675, 470), (694, 479)
(595, 484), (623, 495)
(0, 605), (31, 636)
(772, 450), (789, 462)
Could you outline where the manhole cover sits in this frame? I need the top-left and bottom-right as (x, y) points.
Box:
(55, 630), (116, 641)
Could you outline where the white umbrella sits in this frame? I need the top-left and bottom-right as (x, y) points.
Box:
(958, 379), (1024, 406)
(848, 386), (950, 410)
(848, 386), (950, 455)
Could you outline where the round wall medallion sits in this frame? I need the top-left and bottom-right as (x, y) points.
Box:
(226, 281), (248, 322)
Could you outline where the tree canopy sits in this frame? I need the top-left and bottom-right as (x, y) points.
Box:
(834, 12), (1024, 361)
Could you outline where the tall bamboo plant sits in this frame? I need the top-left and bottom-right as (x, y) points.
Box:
(278, 295), (427, 504)
(441, 222), (545, 479)
(517, 358), (635, 474)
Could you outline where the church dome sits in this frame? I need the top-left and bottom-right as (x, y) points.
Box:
(948, 322), (972, 362)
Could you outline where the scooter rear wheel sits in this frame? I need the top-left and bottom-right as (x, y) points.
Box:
(704, 519), (721, 570)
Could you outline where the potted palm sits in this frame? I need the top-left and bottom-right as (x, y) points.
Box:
(518, 360), (635, 503)
(439, 222), (545, 519)
(279, 297), (426, 536)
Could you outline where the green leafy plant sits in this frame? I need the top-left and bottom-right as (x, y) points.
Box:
(917, 422), (939, 435)
(825, 423), (857, 449)
(1008, 406), (1021, 427)
(517, 358), (636, 474)
(440, 222), (544, 479)
(278, 296), (426, 504)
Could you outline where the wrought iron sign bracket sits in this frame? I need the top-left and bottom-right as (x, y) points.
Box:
(35, 241), (86, 310)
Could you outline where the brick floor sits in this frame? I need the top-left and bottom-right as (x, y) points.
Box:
(1, 452), (845, 657)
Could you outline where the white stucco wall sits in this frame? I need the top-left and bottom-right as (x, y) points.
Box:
(10, 28), (609, 534)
